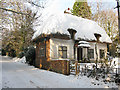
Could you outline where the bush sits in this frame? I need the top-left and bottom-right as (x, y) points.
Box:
(9, 49), (16, 57)
(17, 51), (24, 58)
(1, 49), (6, 56)
(78, 59), (90, 63)
(24, 47), (28, 53)
(25, 46), (35, 65)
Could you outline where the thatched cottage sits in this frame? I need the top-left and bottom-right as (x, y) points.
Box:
(32, 12), (112, 75)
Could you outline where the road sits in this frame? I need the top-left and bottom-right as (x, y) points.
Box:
(1, 56), (54, 88)
(1, 56), (118, 88)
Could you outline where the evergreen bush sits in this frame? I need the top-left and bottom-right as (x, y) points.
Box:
(25, 46), (35, 65)
(9, 49), (16, 57)
(18, 51), (24, 58)
(1, 49), (6, 56)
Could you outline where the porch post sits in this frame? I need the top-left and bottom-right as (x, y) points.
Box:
(75, 47), (77, 61)
(75, 47), (78, 75)
(95, 42), (98, 69)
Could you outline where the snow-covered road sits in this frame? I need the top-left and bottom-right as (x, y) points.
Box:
(1, 56), (118, 88)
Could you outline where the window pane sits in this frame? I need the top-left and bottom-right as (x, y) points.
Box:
(58, 46), (62, 51)
(100, 49), (104, 59)
(63, 51), (67, 58)
(88, 49), (94, 59)
(39, 47), (45, 57)
(58, 46), (67, 58)
(63, 47), (67, 50)
(58, 51), (63, 58)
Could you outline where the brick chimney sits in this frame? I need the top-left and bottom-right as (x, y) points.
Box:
(64, 8), (71, 14)
(68, 29), (77, 40)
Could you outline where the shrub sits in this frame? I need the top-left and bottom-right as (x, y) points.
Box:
(24, 47), (28, 53)
(9, 49), (16, 57)
(17, 51), (24, 58)
(1, 49), (6, 56)
(25, 46), (35, 65)
(78, 59), (90, 63)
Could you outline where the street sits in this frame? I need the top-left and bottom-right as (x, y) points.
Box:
(1, 56), (118, 88)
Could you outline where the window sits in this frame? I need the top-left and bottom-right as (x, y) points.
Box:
(39, 47), (45, 57)
(100, 49), (105, 59)
(58, 46), (67, 58)
(88, 49), (94, 59)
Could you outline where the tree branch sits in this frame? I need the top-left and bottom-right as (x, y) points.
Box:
(28, 1), (44, 8)
(0, 7), (28, 15)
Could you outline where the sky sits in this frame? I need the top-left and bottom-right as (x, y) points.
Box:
(44, 0), (117, 14)
(26, 0), (118, 15)
(27, 0), (118, 32)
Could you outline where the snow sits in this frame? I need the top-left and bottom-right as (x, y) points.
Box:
(13, 56), (26, 64)
(1, 56), (118, 88)
(25, 0), (74, 32)
(110, 57), (119, 68)
(0, 55), (2, 90)
(109, 57), (120, 74)
(79, 63), (102, 70)
(79, 41), (89, 44)
(78, 44), (91, 48)
(29, 0), (112, 44)
(78, 41), (91, 48)
(32, 13), (112, 44)
(117, 44), (120, 48)
(51, 58), (70, 61)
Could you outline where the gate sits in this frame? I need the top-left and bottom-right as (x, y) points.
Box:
(70, 60), (80, 75)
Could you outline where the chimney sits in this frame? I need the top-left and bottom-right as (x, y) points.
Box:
(94, 33), (101, 42)
(64, 8), (71, 14)
(68, 29), (77, 40)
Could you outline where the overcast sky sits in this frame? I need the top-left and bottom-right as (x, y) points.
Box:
(26, 0), (118, 19)
(50, 0), (117, 13)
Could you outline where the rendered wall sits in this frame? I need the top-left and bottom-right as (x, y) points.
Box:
(89, 42), (107, 61)
(50, 38), (75, 60)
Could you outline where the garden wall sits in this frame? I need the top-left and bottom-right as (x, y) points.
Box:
(50, 60), (70, 75)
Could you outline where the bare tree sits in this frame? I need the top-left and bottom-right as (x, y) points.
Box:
(0, 0), (44, 56)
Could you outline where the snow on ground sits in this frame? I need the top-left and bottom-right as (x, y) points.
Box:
(79, 63), (96, 70)
(0, 55), (2, 90)
(111, 57), (120, 68)
(1, 56), (118, 88)
(13, 56), (26, 64)
(110, 57), (120, 74)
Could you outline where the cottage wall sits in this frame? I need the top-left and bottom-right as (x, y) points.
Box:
(89, 42), (107, 61)
(35, 39), (50, 69)
(35, 38), (71, 75)
(50, 38), (75, 60)
(97, 43), (107, 60)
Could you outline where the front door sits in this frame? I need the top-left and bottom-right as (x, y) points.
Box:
(77, 47), (83, 61)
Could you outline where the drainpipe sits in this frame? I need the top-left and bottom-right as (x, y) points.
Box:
(95, 43), (98, 69)
(116, 0), (120, 42)
(44, 37), (47, 58)
(94, 33), (101, 69)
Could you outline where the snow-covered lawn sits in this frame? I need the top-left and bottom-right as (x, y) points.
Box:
(1, 56), (118, 88)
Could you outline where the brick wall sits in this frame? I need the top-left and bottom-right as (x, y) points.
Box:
(50, 60), (70, 75)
